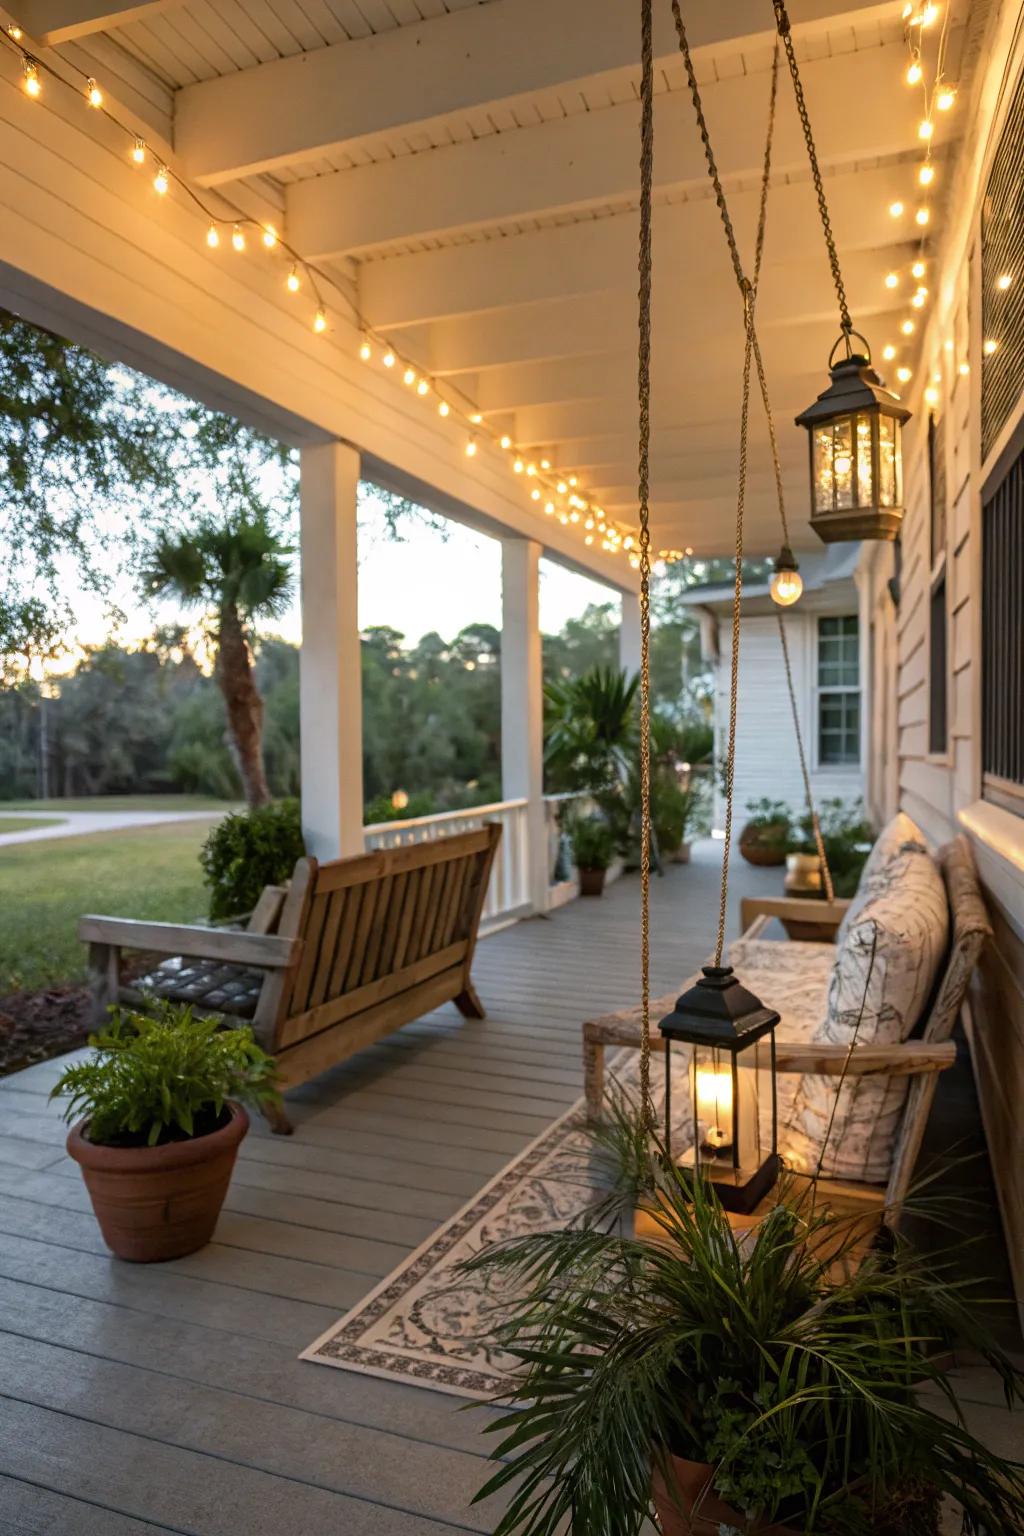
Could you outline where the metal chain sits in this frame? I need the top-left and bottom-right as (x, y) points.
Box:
(670, 0), (834, 912)
(636, 0), (655, 1122)
(771, 0), (853, 338)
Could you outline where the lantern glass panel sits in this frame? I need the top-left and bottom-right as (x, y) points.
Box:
(879, 415), (898, 507)
(813, 429), (833, 513)
(833, 418), (854, 509)
(688, 1039), (776, 1178)
(855, 415), (873, 506)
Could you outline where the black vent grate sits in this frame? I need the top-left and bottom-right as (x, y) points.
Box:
(982, 63), (1024, 459)
(928, 577), (948, 755)
(982, 451), (1024, 791)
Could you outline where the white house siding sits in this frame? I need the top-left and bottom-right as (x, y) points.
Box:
(713, 612), (864, 832)
(861, 0), (1024, 1316)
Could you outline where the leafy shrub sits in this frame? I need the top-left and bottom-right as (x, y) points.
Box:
(791, 796), (874, 897)
(652, 777), (694, 852)
(200, 797), (305, 920)
(740, 797), (792, 847)
(51, 1004), (279, 1147)
(570, 814), (614, 872)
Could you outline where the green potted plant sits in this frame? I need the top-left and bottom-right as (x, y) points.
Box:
(653, 777), (696, 865)
(464, 1146), (1024, 1536)
(570, 814), (614, 896)
(738, 797), (792, 867)
(53, 1004), (279, 1263)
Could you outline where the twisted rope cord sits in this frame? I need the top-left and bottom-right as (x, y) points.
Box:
(636, 0), (655, 1121)
(671, 0), (834, 904)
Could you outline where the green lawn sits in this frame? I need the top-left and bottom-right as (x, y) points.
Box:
(0, 821), (212, 994)
(0, 815), (65, 834)
(0, 795), (237, 814)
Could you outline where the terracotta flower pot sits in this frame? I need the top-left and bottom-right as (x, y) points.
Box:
(738, 821), (789, 867)
(578, 866), (607, 897)
(653, 1453), (797, 1536)
(67, 1102), (249, 1263)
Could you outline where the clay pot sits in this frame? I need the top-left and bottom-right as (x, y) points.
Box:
(68, 1103), (249, 1263)
(578, 866), (607, 897)
(653, 1454), (797, 1536)
(738, 822), (789, 867)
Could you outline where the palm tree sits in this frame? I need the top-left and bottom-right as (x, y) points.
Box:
(142, 508), (292, 807)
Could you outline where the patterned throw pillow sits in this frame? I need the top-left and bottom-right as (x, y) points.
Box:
(783, 825), (949, 1184)
(835, 810), (931, 947)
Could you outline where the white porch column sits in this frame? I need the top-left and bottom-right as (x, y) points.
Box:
(299, 441), (364, 860)
(619, 590), (643, 679)
(501, 538), (548, 914)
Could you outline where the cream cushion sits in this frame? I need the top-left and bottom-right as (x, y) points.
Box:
(784, 820), (949, 1184)
(836, 810), (931, 947)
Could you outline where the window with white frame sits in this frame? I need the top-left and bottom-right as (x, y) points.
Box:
(816, 615), (861, 766)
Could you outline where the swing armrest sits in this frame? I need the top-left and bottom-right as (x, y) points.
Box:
(739, 895), (850, 941)
(772, 1040), (956, 1077)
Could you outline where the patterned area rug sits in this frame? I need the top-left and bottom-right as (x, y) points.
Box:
(301, 1046), (691, 1400)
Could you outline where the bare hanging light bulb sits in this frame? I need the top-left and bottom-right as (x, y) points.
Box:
(770, 546), (803, 607)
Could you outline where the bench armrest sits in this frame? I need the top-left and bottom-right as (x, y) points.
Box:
(739, 895), (851, 939)
(78, 915), (298, 971)
(773, 1039), (955, 1077)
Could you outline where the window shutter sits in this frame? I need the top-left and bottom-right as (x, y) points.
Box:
(982, 67), (1024, 460)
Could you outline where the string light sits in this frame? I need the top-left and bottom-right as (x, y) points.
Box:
(901, 319), (916, 335)
(131, 137), (146, 165)
(885, 272), (899, 289)
(382, 349), (395, 368)
(906, 59), (923, 85)
(262, 225), (278, 249)
(959, 360), (970, 376)
(912, 287), (928, 308)
(286, 268), (301, 293)
(897, 366), (913, 382)
(918, 118), (934, 140)
(231, 225), (245, 251)
(984, 338), (999, 355)
(470, 413), (483, 424)
(500, 434), (512, 450)
(919, 163), (935, 186)
(936, 85), (956, 109)
(153, 165), (169, 195)
(513, 458), (525, 474)
(403, 366), (416, 386)
(438, 400), (450, 416)
(883, 343), (897, 361)
(7, 22), (23, 38)
(916, 206), (930, 226)
(912, 260), (926, 279)
(22, 59), (40, 97)
(540, 458), (551, 470)
(530, 487), (541, 501)
(313, 309), (327, 334)
(85, 77), (103, 108)
(997, 273), (1013, 290)
(206, 223), (220, 248)
(359, 339), (372, 361)
(416, 378), (430, 396)
(889, 200), (904, 218)
(924, 385), (940, 405)
(465, 436), (478, 457)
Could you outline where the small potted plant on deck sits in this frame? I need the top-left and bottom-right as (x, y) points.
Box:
(654, 778), (696, 865)
(464, 1146), (1024, 1536)
(570, 813), (615, 896)
(53, 1003), (279, 1263)
(738, 797), (792, 867)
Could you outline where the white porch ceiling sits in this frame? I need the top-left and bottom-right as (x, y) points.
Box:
(31, 0), (976, 558)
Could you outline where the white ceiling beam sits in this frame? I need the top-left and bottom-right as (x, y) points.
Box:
(13, 0), (180, 44)
(175, 0), (895, 187)
(288, 45), (947, 258)
(360, 172), (922, 330)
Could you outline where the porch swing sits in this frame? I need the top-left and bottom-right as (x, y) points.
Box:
(581, 0), (991, 1235)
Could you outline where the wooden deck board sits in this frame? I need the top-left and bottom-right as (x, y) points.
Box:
(0, 850), (788, 1531)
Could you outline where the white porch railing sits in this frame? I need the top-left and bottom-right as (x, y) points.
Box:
(364, 799), (532, 927)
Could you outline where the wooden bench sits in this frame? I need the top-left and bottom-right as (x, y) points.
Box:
(582, 836), (991, 1224)
(79, 824), (501, 1133)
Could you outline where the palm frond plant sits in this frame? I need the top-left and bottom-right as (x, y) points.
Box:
(544, 666), (640, 848)
(462, 1129), (1024, 1536)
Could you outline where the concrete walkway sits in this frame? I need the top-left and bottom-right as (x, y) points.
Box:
(0, 809), (228, 849)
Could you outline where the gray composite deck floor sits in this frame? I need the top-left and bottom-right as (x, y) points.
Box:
(0, 844), (1016, 1533)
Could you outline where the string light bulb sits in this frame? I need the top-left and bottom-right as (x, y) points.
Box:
(936, 85), (956, 110)
(465, 436), (478, 457)
(500, 434), (512, 450)
(403, 366), (416, 386)
(912, 287), (928, 308)
(918, 118), (934, 140)
(313, 309), (327, 334)
(262, 225), (277, 248)
(770, 546), (803, 608)
(206, 223), (220, 248)
(959, 360), (970, 376)
(885, 272), (899, 289)
(382, 349), (395, 368)
(22, 59), (40, 98)
(86, 77), (103, 108)
(889, 200), (904, 218)
(286, 268), (301, 293)
(921, 2), (940, 22)
(131, 136), (146, 165)
(912, 260), (926, 279)
(530, 488), (541, 501)
(897, 366), (913, 382)
(231, 225), (245, 252)
(906, 59), (923, 85)
(901, 319), (915, 335)
(919, 163), (935, 186)
(984, 338), (999, 355)
(359, 339), (372, 361)
(153, 164), (169, 195)
(470, 412), (483, 424)
(924, 385), (939, 405)
(438, 399), (449, 417)
(513, 458), (525, 474)
(416, 377), (430, 397)
(7, 22), (23, 38)
(997, 273), (1013, 290)
(883, 344), (897, 361)
(915, 206), (930, 226)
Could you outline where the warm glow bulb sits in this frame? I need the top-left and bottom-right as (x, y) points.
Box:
(889, 200), (904, 218)
(465, 437), (477, 457)
(382, 350), (395, 367)
(925, 385), (939, 405)
(470, 412), (483, 424)
(513, 458), (524, 474)
(545, 501), (555, 514)
(834, 454), (852, 475)
(403, 367), (416, 386)
(132, 137), (146, 165)
(568, 475), (578, 487)
(7, 23), (23, 38)
(770, 567), (803, 607)
(530, 487), (541, 501)
(921, 1), (939, 22)
(912, 290), (926, 308)
(416, 378), (429, 396)
(262, 225), (277, 248)
(911, 260), (926, 279)
(500, 434), (512, 450)
(885, 271), (899, 289)
(919, 163), (934, 186)
(897, 366), (913, 382)
(206, 224), (220, 248)
(359, 339), (372, 361)
(286, 268), (301, 293)
(540, 457), (551, 470)
(984, 338), (999, 355)
(438, 399), (449, 416)
(883, 343), (896, 361)
(997, 272), (1013, 290)
(906, 60), (923, 85)
(959, 360), (970, 376)
(916, 206), (930, 226)
(918, 118), (933, 140)
(153, 165), (169, 195)
(557, 480), (568, 494)
(902, 319), (915, 335)
(22, 61), (40, 98)
(86, 78), (103, 107)
(937, 87), (956, 110)
(231, 225), (245, 252)
(313, 309), (327, 333)
(526, 462), (537, 476)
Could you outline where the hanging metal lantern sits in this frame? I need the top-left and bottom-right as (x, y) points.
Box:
(769, 545), (802, 607)
(658, 965), (780, 1215)
(796, 333), (911, 544)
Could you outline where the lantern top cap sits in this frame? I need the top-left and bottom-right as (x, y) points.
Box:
(658, 964), (780, 1048)
(794, 353), (911, 430)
